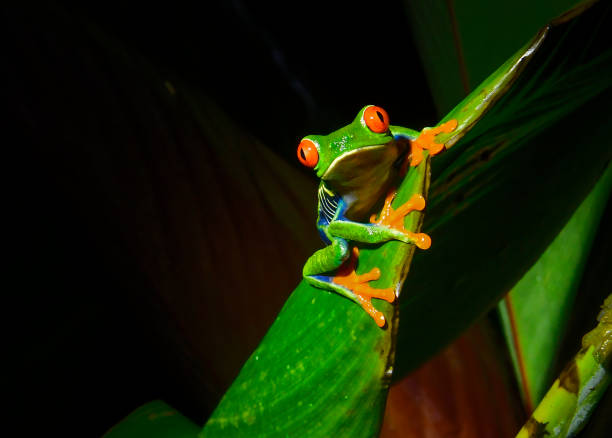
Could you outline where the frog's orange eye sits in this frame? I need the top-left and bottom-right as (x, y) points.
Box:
(364, 106), (389, 133)
(297, 138), (319, 168)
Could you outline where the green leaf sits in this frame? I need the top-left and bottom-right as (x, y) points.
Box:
(499, 162), (612, 411)
(405, 0), (585, 115)
(200, 154), (432, 437)
(103, 400), (199, 438)
(393, 0), (612, 378)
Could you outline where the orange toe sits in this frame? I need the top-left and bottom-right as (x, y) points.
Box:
(371, 193), (431, 249)
(410, 119), (457, 166)
(333, 248), (395, 327)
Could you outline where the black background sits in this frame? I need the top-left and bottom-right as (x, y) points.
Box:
(64, 1), (437, 161)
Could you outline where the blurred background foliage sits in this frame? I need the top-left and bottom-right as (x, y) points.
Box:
(3, 0), (610, 436)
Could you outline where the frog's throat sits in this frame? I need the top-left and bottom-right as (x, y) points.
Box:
(321, 144), (387, 181)
(322, 141), (407, 220)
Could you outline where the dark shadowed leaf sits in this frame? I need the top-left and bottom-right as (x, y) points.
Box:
(103, 401), (199, 438)
(499, 164), (611, 411)
(394, 0), (612, 378)
(404, 0), (584, 115)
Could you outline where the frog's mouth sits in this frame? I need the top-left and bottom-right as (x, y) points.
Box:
(322, 140), (408, 219)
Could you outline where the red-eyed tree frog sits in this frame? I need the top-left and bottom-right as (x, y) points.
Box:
(297, 105), (456, 328)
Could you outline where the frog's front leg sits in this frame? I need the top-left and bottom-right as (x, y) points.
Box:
(329, 193), (431, 249)
(303, 236), (394, 327)
(369, 191), (432, 249)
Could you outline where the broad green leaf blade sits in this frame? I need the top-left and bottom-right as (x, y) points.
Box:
(515, 294), (611, 438)
(103, 400), (199, 438)
(200, 157), (432, 437)
(499, 162), (612, 411)
(432, 0), (610, 188)
(405, 0), (584, 115)
(394, 0), (612, 377)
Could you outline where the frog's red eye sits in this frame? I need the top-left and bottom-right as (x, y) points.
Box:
(364, 106), (389, 133)
(297, 138), (319, 168)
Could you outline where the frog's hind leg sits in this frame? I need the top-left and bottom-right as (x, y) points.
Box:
(303, 237), (350, 280)
(332, 247), (395, 327)
(303, 239), (395, 327)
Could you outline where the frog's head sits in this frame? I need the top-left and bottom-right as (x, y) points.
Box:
(297, 105), (407, 218)
(297, 105), (395, 180)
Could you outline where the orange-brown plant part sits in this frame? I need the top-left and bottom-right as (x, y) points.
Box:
(380, 320), (523, 438)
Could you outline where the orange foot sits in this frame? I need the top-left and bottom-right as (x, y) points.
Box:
(333, 247), (395, 327)
(410, 119), (458, 167)
(370, 191), (431, 250)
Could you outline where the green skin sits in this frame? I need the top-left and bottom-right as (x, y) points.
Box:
(301, 105), (420, 307)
